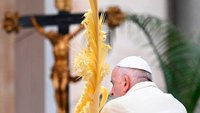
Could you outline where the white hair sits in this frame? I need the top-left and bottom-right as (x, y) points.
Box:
(118, 67), (152, 83)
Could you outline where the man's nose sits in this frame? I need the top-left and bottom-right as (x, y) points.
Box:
(109, 87), (114, 96)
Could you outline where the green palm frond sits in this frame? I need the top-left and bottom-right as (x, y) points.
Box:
(124, 14), (200, 113)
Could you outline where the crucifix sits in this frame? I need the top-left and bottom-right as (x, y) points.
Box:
(3, 0), (84, 113)
(3, 0), (125, 111)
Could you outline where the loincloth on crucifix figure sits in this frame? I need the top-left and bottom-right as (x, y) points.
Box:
(31, 17), (84, 113)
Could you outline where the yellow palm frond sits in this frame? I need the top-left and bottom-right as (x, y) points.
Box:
(73, 0), (110, 113)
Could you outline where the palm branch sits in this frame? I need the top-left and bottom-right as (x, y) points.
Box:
(73, 0), (110, 113)
(114, 14), (200, 113)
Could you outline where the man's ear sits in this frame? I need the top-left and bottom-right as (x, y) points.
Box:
(123, 75), (130, 93)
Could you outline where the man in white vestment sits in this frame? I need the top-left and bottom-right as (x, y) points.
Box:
(101, 56), (187, 113)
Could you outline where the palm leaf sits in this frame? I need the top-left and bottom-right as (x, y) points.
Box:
(73, 0), (110, 113)
(124, 14), (200, 113)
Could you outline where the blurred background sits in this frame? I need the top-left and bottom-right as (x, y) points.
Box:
(0, 0), (200, 113)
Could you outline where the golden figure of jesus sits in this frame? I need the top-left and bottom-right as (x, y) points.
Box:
(31, 17), (83, 113)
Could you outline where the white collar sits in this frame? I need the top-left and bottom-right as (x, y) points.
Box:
(126, 81), (157, 95)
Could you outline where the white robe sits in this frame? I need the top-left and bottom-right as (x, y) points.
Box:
(101, 81), (187, 113)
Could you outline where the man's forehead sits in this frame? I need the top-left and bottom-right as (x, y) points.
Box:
(111, 67), (121, 79)
(111, 67), (119, 75)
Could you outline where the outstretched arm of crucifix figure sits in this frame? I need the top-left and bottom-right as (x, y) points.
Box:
(30, 17), (48, 37)
(67, 24), (84, 41)
(62, 24), (84, 44)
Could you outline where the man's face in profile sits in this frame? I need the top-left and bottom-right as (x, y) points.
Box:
(110, 67), (126, 99)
